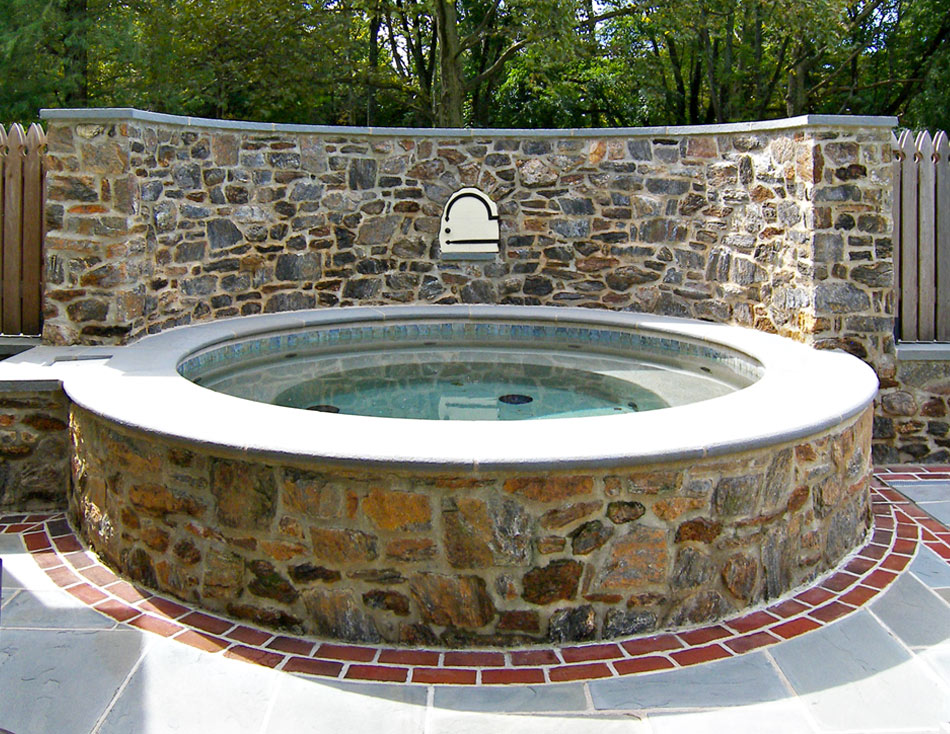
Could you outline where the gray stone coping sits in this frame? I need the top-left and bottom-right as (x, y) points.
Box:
(896, 342), (950, 361)
(1, 306), (879, 471)
(39, 108), (899, 138)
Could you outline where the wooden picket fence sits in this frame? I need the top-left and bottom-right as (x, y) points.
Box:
(893, 129), (950, 342)
(0, 123), (45, 336)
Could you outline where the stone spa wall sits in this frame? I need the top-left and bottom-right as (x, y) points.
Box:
(37, 108), (922, 461)
(69, 405), (872, 646)
(0, 381), (70, 510)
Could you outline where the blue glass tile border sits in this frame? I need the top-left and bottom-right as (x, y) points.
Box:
(178, 319), (763, 386)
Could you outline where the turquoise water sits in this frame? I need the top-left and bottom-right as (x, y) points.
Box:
(271, 360), (668, 420)
(186, 322), (748, 421)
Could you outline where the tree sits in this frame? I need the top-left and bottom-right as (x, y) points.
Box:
(1, 0), (948, 129)
(0, 0), (98, 122)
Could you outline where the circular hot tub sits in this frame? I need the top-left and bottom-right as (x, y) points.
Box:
(64, 305), (878, 646)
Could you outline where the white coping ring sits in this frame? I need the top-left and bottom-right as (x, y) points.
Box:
(40, 108), (899, 138)
(17, 305), (879, 472)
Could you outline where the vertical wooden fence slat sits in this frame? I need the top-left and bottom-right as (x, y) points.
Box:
(1, 124), (25, 334)
(0, 123), (46, 336)
(938, 131), (950, 341)
(917, 130), (937, 340)
(0, 125), (6, 331)
(21, 124), (44, 336)
(900, 129), (920, 340)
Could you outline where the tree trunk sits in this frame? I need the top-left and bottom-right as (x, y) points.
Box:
(666, 36), (688, 124)
(367, 5), (382, 125)
(786, 57), (808, 116)
(433, 0), (465, 126)
(62, 0), (89, 106)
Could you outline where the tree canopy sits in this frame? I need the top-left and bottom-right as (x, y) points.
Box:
(1, 0), (947, 128)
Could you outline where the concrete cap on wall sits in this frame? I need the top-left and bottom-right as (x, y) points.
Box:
(39, 108), (900, 138)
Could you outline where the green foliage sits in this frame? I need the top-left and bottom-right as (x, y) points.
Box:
(0, 0), (95, 123)
(0, 0), (947, 128)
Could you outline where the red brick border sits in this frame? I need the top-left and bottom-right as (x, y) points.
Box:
(4, 471), (948, 685)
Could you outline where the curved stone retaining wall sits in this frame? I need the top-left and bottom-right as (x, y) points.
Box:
(69, 405), (872, 646)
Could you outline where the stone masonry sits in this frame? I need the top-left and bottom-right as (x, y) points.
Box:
(69, 404), (872, 646)
(0, 383), (70, 510)
(39, 111), (908, 458)
(874, 356), (950, 464)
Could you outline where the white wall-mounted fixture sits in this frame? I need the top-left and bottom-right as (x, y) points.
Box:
(439, 188), (499, 260)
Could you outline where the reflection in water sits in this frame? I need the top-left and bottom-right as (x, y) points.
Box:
(199, 345), (738, 422)
(275, 360), (668, 420)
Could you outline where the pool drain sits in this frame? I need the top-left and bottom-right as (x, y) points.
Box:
(499, 394), (533, 405)
(306, 404), (340, 413)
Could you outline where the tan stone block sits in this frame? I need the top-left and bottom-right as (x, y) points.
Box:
(212, 460), (276, 530)
(606, 470), (683, 495)
(212, 134), (240, 166)
(539, 501), (602, 529)
(114, 290), (145, 323)
(721, 554), (759, 601)
(386, 538), (437, 562)
(173, 539), (201, 565)
(310, 527), (377, 564)
(103, 431), (161, 476)
(707, 162), (738, 186)
(79, 140), (129, 175)
(443, 497), (492, 568)
(770, 136), (797, 164)
(141, 526), (169, 552)
(796, 145), (824, 184)
(503, 475), (593, 502)
(588, 140), (607, 165)
(577, 257), (619, 273)
(685, 137), (718, 159)
(278, 516), (305, 539)
(261, 540), (308, 561)
(787, 486), (810, 513)
(751, 185), (775, 202)
(82, 473), (108, 511)
(281, 467), (342, 518)
(409, 573), (496, 628)
(119, 506), (140, 530)
(595, 526), (668, 590)
(675, 517), (722, 544)
(537, 536), (566, 554)
(128, 483), (205, 518)
(795, 443), (819, 463)
(184, 521), (225, 543)
(607, 501), (647, 524)
(345, 489), (359, 518)
(363, 487), (431, 531)
(653, 497), (705, 522)
(156, 559), (198, 597)
(815, 476), (846, 512)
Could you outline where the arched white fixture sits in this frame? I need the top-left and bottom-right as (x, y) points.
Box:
(439, 187), (499, 259)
